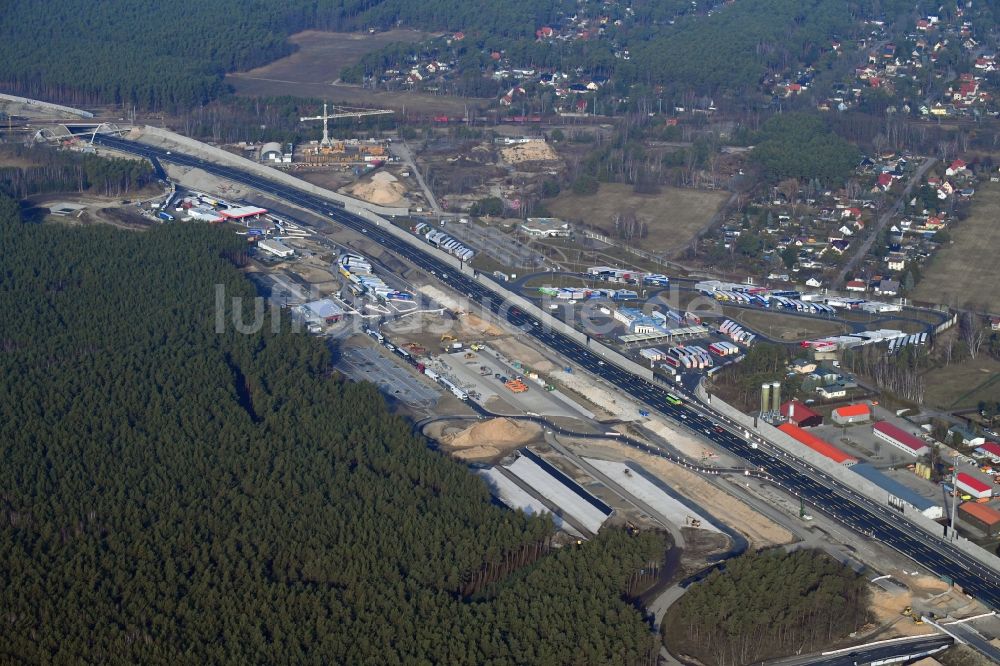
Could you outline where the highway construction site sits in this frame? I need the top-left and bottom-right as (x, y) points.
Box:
(72, 121), (1000, 658)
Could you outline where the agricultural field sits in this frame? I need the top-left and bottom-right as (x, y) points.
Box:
(226, 30), (476, 115)
(923, 356), (1000, 411)
(547, 183), (728, 257)
(912, 183), (1000, 311)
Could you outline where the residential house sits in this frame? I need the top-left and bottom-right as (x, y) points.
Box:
(817, 384), (849, 399)
(846, 279), (867, 292)
(875, 279), (900, 296)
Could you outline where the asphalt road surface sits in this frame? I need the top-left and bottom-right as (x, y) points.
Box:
(95, 134), (1000, 611)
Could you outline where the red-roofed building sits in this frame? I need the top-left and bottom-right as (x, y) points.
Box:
(975, 441), (1000, 463)
(778, 423), (858, 466)
(780, 400), (823, 428)
(846, 279), (867, 292)
(832, 403), (871, 425)
(220, 206), (267, 221)
(877, 173), (894, 190)
(873, 421), (929, 456)
(958, 502), (1000, 536)
(946, 159), (967, 176)
(956, 472), (993, 500)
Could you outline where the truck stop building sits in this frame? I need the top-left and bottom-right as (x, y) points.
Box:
(850, 463), (944, 519)
(873, 421), (930, 457)
(958, 502), (1000, 536)
(778, 423), (857, 466)
(301, 299), (344, 324)
(780, 400), (823, 428)
(955, 472), (993, 500)
(831, 403), (871, 426)
(221, 206), (268, 221)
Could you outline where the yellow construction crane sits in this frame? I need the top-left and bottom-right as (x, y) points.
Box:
(300, 102), (394, 147)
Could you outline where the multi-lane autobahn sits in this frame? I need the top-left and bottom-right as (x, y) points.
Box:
(95, 134), (1000, 610)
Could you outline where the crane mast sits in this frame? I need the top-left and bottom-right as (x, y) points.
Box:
(299, 103), (394, 146)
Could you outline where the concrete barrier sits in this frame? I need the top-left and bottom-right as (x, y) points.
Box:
(696, 383), (1000, 573)
(137, 126), (409, 217)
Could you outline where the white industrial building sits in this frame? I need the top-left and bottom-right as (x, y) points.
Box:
(872, 421), (930, 457)
(257, 238), (294, 258)
(187, 206), (224, 222)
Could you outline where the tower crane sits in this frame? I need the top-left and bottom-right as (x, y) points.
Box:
(299, 103), (394, 147)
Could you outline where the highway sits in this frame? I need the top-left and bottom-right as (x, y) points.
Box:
(94, 134), (1000, 610)
(765, 634), (953, 666)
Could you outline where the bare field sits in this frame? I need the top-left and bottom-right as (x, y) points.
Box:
(912, 183), (1000, 310)
(547, 184), (727, 256)
(226, 30), (480, 115)
(923, 356), (1000, 410)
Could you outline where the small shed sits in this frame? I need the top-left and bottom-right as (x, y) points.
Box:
(261, 142), (283, 162)
(831, 403), (871, 426)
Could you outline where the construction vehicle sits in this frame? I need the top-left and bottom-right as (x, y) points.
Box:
(464, 352), (475, 359)
(440, 334), (457, 343)
(901, 606), (912, 617)
(470, 343), (484, 351)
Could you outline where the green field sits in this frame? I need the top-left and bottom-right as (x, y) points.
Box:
(912, 183), (1000, 311)
(548, 183), (728, 257)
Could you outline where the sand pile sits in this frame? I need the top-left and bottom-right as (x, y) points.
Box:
(501, 140), (558, 164)
(441, 417), (541, 459)
(350, 171), (407, 205)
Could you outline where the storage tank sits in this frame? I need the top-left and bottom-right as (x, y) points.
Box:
(771, 381), (782, 414)
(761, 383), (771, 415)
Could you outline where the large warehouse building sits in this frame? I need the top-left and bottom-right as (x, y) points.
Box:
(780, 401), (823, 428)
(850, 463), (943, 519)
(872, 421), (930, 457)
(778, 423), (858, 466)
(958, 502), (1000, 536)
(955, 472), (993, 500)
(831, 403), (871, 426)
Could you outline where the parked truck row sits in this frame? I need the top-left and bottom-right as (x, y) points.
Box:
(720, 320), (757, 345)
(412, 222), (475, 262)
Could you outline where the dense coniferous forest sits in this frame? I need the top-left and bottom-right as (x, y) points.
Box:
(0, 145), (154, 198)
(750, 113), (862, 184)
(0, 203), (665, 663)
(665, 550), (872, 666)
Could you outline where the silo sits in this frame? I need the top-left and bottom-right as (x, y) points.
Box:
(760, 383), (771, 415)
(771, 381), (782, 413)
